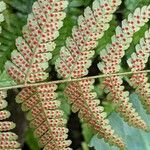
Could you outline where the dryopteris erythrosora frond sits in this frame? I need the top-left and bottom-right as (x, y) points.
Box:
(16, 84), (71, 150)
(55, 0), (122, 79)
(65, 79), (125, 149)
(98, 5), (150, 131)
(56, 0), (126, 149)
(5, 0), (72, 149)
(5, 0), (68, 84)
(0, 2), (20, 149)
(127, 29), (150, 114)
(3, 0), (150, 150)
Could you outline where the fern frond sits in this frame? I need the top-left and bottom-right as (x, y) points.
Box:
(98, 6), (150, 131)
(5, 0), (68, 84)
(4, 0), (35, 14)
(55, 0), (122, 79)
(16, 84), (72, 150)
(103, 76), (149, 131)
(5, 0), (72, 149)
(127, 29), (150, 114)
(65, 79), (126, 150)
(0, 6), (20, 149)
(55, 0), (126, 149)
(0, 90), (20, 149)
(98, 6), (150, 73)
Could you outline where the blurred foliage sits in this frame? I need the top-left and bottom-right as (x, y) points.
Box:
(82, 122), (94, 144)
(25, 128), (40, 150)
(125, 0), (150, 12)
(4, 0), (35, 14)
(59, 90), (71, 119)
(96, 17), (117, 55)
(0, 70), (16, 87)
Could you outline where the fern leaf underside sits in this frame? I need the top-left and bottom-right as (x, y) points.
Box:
(16, 85), (71, 150)
(56, 0), (127, 149)
(5, 0), (68, 84)
(3, 0), (150, 150)
(98, 5), (150, 131)
(56, 0), (122, 79)
(65, 79), (125, 149)
(5, 0), (72, 149)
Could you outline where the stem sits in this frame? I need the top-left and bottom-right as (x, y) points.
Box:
(0, 70), (150, 90)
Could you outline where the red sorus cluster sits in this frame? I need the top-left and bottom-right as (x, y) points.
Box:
(0, 91), (20, 149)
(0, 141), (20, 149)
(5, 0), (68, 84)
(55, 0), (122, 79)
(16, 84), (72, 150)
(65, 79), (125, 150)
(127, 29), (150, 114)
(104, 76), (149, 131)
(98, 6), (150, 74)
